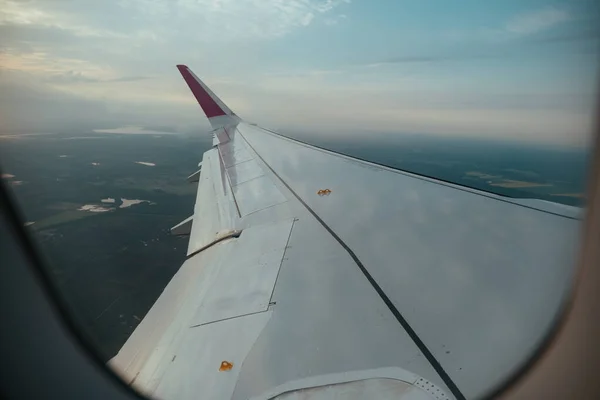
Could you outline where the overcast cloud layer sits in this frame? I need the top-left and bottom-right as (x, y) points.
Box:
(0, 0), (598, 145)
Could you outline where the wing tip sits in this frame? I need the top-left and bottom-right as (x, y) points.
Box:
(176, 64), (229, 119)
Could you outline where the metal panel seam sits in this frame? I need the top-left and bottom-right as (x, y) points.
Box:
(267, 218), (296, 306)
(190, 310), (266, 328)
(241, 202), (288, 219)
(218, 148), (242, 218)
(230, 173), (266, 188)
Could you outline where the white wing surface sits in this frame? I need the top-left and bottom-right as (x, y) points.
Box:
(110, 65), (581, 400)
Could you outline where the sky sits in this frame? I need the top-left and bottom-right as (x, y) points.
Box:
(0, 0), (599, 146)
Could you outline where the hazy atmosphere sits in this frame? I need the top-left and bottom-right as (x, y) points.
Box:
(1, 0), (599, 145)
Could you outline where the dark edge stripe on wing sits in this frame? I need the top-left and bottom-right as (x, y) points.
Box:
(259, 127), (579, 221)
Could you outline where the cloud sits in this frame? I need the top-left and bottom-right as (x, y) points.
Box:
(0, 0), (353, 126)
(44, 71), (150, 84)
(0, 70), (113, 133)
(0, 0), (595, 147)
(301, 13), (315, 27)
(45, 70), (101, 83)
(0, 68), (205, 134)
(313, 0), (351, 13)
(374, 55), (483, 65)
(324, 14), (347, 26)
(114, 0), (350, 41)
(0, 0), (129, 39)
(109, 75), (150, 82)
(506, 7), (570, 35)
(1, 1), (55, 26)
(235, 75), (595, 147)
(534, 28), (600, 44)
(0, 51), (116, 81)
(0, 0), (353, 96)
(94, 126), (176, 135)
(263, 68), (343, 79)
(0, 0), (352, 55)
(362, 8), (595, 68)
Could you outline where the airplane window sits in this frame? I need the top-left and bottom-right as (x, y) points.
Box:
(1, 0), (598, 399)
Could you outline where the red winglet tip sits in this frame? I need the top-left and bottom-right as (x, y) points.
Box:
(176, 65), (227, 118)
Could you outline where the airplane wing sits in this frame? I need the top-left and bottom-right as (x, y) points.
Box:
(109, 65), (581, 400)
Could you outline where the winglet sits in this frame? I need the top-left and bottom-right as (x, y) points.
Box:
(176, 64), (239, 128)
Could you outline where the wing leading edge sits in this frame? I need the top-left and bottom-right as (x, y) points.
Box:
(110, 65), (580, 400)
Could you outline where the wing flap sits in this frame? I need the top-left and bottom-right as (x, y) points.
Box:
(191, 219), (293, 326)
(153, 311), (272, 400)
(109, 244), (222, 386)
(112, 220), (293, 398)
(186, 148), (239, 255)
